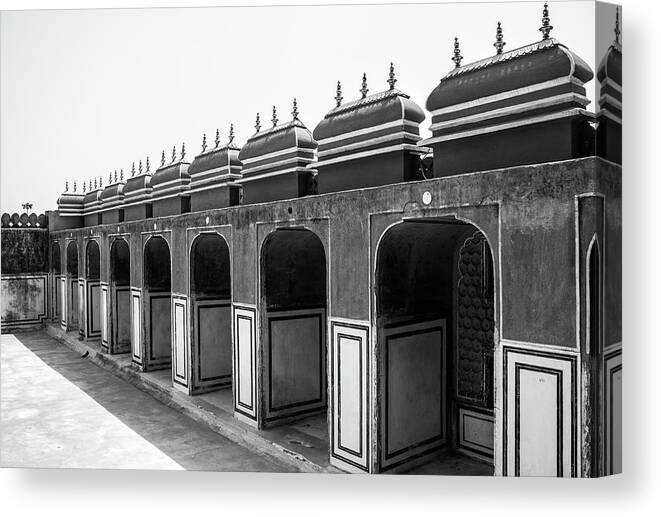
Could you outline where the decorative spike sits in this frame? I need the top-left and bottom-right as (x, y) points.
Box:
(99, 176), (103, 188)
(215, 128), (220, 148)
(138, 160), (142, 174)
(114, 170), (118, 183)
(83, 182), (86, 193)
(360, 73), (369, 99)
(494, 22), (506, 54)
(539, 3), (553, 40)
(120, 168), (124, 182)
(146, 157), (150, 173)
(202, 133), (207, 152)
(387, 62), (397, 90)
(73, 181), (77, 192)
(614, 6), (620, 44)
(228, 123), (235, 144)
(131, 162), (136, 176)
(89, 180), (92, 191)
(452, 37), (463, 68)
(161, 150), (166, 166)
(65, 181), (69, 192)
(108, 172), (112, 183)
(255, 113), (261, 133)
(335, 81), (343, 107)
(271, 106), (278, 127)
(181, 142), (186, 161)
(94, 178), (97, 190)
(291, 98), (299, 120)
(172, 146), (176, 163)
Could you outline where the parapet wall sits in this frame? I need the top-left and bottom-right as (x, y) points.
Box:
(1, 213), (51, 330)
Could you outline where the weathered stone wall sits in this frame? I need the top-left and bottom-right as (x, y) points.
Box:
(1, 216), (51, 329)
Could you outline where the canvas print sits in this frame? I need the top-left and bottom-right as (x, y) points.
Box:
(0, 1), (622, 476)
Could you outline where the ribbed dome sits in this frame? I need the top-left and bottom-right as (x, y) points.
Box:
(597, 41), (621, 86)
(426, 38), (593, 113)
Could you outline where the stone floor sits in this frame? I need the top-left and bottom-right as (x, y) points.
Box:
(0, 332), (295, 472)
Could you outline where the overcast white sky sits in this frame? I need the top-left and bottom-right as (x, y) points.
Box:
(1, 1), (614, 213)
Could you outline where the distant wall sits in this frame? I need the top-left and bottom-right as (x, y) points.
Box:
(1, 213), (50, 330)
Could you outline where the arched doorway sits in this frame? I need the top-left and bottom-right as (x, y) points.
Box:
(190, 233), (232, 393)
(84, 240), (101, 340)
(143, 236), (172, 371)
(110, 239), (131, 354)
(375, 219), (496, 474)
(64, 241), (79, 330)
(260, 228), (327, 429)
(51, 242), (62, 321)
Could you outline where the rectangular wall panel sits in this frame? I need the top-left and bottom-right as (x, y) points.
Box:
(60, 277), (67, 328)
(100, 283), (109, 347)
(330, 319), (369, 473)
(265, 308), (326, 423)
(77, 279), (85, 336)
(458, 407), (494, 459)
(380, 319), (446, 472)
(0, 274), (48, 329)
(194, 300), (232, 388)
(233, 304), (257, 420)
(87, 281), (101, 337)
(605, 344), (622, 475)
(115, 288), (131, 353)
(131, 289), (142, 364)
(503, 344), (577, 477)
(149, 294), (172, 363)
(54, 275), (62, 320)
(172, 295), (188, 387)
(70, 278), (79, 328)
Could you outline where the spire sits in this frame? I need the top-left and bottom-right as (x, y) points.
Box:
(360, 73), (369, 99)
(108, 172), (112, 184)
(161, 150), (166, 166)
(138, 160), (142, 174)
(271, 106), (278, 127)
(73, 181), (77, 192)
(171, 146), (176, 163)
(335, 81), (343, 107)
(146, 157), (150, 173)
(89, 179), (93, 191)
(181, 142), (186, 161)
(614, 6), (621, 44)
(387, 62), (397, 90)
(131, 162), (136, 176)
(65, 180), (69, 192)
(291, 98), (299, 120)
(202, 133), (207, 152)
(255, 113), (261, 133)
(215, 128), (220, 148)
(120, 168), (124, 181)
(539, 3), (553, 40)
(452, 37), (463, 68)
(228, 123), (235, 144)
(99, 176), (103, 188)
(83, 182), (86, 193)
(494, 22), (506, 54)
(114, 170), (118, 183)
(94, 178), (97, 190)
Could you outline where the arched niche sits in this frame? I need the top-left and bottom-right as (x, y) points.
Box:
(142, 236), (172, 370)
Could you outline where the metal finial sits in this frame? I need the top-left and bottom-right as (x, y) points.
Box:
(228, 124), (235, 144)
(452, 37), (463, 68)
(494, 22), (506, 54)
(172, 146), (176, 163)
(539, 3), (553, 40)
(108, 172), (112, 183)
(335, 81), (343, 107)
(215, 128), (220, 148)
(99, 176), (103, 188)
(89, 180), (92, 191)
(83, 182), (86, 193)
(65, 180), (69, 192)
(90, 180), (93, 191)
(255, 113), (261, 133)
(360, 73), (369, 99)
(120, 168), (124, 182)
(271, 106), (278, 127)
(146, 157), (150, 173)
(614, 7), (621, 44)
(73, 181), (77, 192)
(94, 178), (97, 190)
(202, 133), (207, 152)
(114, 170), (118, 183)
(292, 98), (299, 120)
(139, 160), (143, 174)
(161, 150), (166, 166)
(181, 142), (186, 161)
(131, 162), (136, 176)
(387, 62), (397, 90)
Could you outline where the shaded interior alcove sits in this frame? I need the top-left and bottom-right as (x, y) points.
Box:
(84, 240), (101, 338)
(52, 243), (62, 320)
(110, 238), (131, 352)
(143, 236), (172, 369)
(65, 241), (79, 329)
(375, 219), (495, 474)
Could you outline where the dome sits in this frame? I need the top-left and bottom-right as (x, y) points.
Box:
(238, 117), (317, 180)
(426, 38), (593, 113)
(124, 171), (153, 200)
(151, 151), (191, 200)
(57, 188), (85, 216)
(189, 132), (242, 189)
(100, 178), (125, 209)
